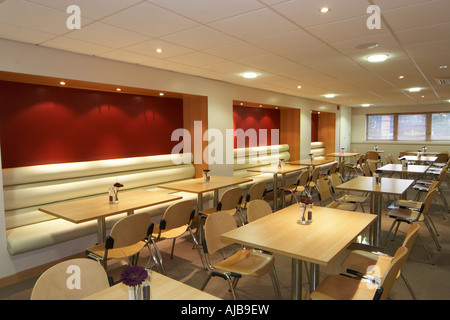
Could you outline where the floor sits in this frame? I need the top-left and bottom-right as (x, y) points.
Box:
(1, 173), (450, 301)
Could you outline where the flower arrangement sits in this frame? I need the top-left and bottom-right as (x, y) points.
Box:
(298, 197), (313, 225)
(120, 265), (148, 287)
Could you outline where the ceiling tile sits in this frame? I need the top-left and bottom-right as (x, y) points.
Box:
(101, 2), (199, 38)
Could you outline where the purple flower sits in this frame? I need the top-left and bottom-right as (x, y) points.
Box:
(120, 265), (148, 287)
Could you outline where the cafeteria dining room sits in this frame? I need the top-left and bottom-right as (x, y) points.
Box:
(0, 0), (449, 303)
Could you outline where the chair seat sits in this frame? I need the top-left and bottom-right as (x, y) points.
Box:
(214, 249), (275, 277)
(309, 274), (378, 300)
(337, 194), (368, 203)
(341, 250), (393, 276)
(87, 241), (147, 260)
(387, 208), (422, 223)
(199, 207), (236, 217)
(280, 184), (305, 192)
(327, 201), (357, 211)
(152, 224), (188, 240)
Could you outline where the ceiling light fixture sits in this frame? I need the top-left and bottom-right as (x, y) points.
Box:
(362, 104), (371, 107)
(297, 85), (302, 89)
(408, 87), (421, 92)
(324, 94), (336, 98)
(439, 65), (448, 69)
(355, 42), (379, 50)
(399, 75), (405, 79)
(116, 88), (121, 92)
(242, 72), (258, 79)
(159, 93), (164, 96)
(367, 54), (388, 62)
(156, 48), (163, 53)
(320, 7), (330, 13)
(59, 81), (66, 85)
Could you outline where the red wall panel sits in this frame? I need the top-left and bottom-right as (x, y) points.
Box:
(0, 81), (183, 168)
(233, 105), (280, 148)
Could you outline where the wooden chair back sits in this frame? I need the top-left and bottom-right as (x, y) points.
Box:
(362, 163), (372, 177)
(218, 187), (242, 211)
(30, 258), (110, 300)
(310, 167), (321, 183)
(365, 151), (380, 161)
(247, 181), (266, 202)
(327, 162), (338, 175)
(204, 211), (238, 255)
(379, 246), (409, 300)
(247, 199), (272, 223)
(316, 178), (332, 203)
(297, 170), (310, 187)
(420, 188), (437, 217)
(110, 212), (152, 248)
(162, 199), (194, 230)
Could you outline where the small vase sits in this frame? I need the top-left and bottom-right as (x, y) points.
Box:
(128, 284), (143, 300)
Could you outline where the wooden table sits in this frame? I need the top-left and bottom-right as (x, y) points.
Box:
(247, 164), (307, 210)
(326, 152), (359, 163)
(221, 205), (375, 300)
(399, 155), (437, 164)
(158, 175), (252, 211)
(377, 164), (430, 179)
(289, 158), (334, 169)
(39, 190), (181, 244)
(335, 176), (414, 247)
(84, 271), (220, 300)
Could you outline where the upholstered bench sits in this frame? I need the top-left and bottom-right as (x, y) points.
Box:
(3, 153), (209, 255)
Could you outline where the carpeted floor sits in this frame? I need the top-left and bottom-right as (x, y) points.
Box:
(1, 175), (449, 301)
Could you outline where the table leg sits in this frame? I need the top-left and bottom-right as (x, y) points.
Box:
(97, 217), (106, 244)
(309, 263), (320, 293)
(273, 173), (278, 211)
(369, 193), (382, 247)
(291, 259), (303, 300)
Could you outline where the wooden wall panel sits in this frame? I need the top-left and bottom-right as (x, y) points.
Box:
(280, 108), (301, 161)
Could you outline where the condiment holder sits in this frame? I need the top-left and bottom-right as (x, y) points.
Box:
(298, 198), (313, 225)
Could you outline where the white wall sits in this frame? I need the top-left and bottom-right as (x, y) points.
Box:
(350, 104), (450, 160)
(0, 39), (344, 278)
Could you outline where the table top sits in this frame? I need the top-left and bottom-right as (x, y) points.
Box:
(247, 164), (307, 174)
(335, 176), (414, 195)
(377, 164), (430, 174)
(399, 155), (437, 162)
(39, 190), (181, 224)
(158, 175), (252, 194)
(289, 159), (334, 166)
(326, 152), (359, 158)
(221, 205), (376, 266)
(84, 271), (220, 300)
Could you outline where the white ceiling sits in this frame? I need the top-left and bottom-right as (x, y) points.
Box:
(0, 0), (449, 107)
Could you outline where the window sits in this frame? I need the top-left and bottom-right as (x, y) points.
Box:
(398, 114), (426, 141)
(366, 112), (450, 141)
(431, 113), (450, 140)
(367, 115), (394, 140)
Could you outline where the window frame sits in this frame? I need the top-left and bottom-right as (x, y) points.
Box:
(366, 112), (450, 142)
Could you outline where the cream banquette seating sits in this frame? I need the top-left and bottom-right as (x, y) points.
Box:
(3, 153), (210, 256)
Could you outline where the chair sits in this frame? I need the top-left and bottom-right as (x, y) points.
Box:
(382, 188), (440, 264)
(199, 187), (245, 225)
(316, 178), (357, 211)
(310, 246), (409, 300)
(246, 199), (272, 223)
(341, 223), (419, 300)
(329, 173), (368, 212)
(200, 211), (282, 300)
(319, 162), (338, 180)
(306, 166), (321, 198)
(241, 181), (266, 210)
(345, 154), (365, 179)
(30, 258), (110, 300)
(336, 161), (346, 182)
(386, 154), (396, 164)
(280, 170), (309, 207)
(413, 165), (448, 215)
(362, 163), (372, 177)
(86, 212), (155, 273)
(149, 200), (205, 274)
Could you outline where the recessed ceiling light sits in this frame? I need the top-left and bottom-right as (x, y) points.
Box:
(408, 87), (421, 92)
(320, 7), (330, 13)
(242, 72), (258, 79)
(59, 81), (66, 85)
(439, 65), (448, 69)
(399, 75), (405, 79)
(159, 92), (164, 96)
(324, 94), (336, 98)
(297, 85), (302, 89)
(156, 48), (163, 53)
(367, 54), (388, 62)
(116, 88), (121, 92)
(362, 104), (371, 107)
